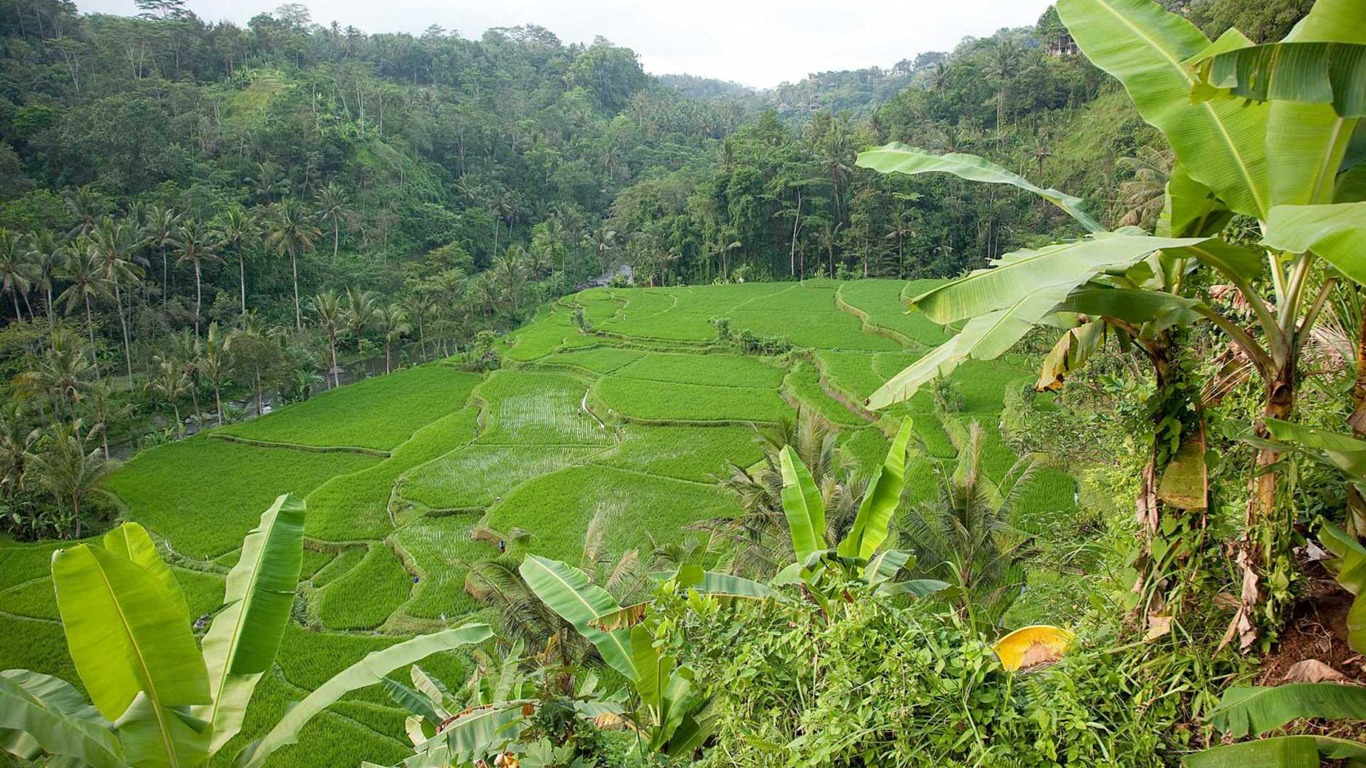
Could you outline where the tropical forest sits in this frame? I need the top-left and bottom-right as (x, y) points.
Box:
(2, 0), (1365, 764)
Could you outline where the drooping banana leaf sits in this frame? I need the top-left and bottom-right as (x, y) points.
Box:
(874, 579), (951, 599)
(52, 544), (210, 721)
(854, 144), (1103, 233)
(867, 286), (1075, 409)
(910, 235), (1210, 327)
(235, 624), (493, 768)
(1209, 683), (1366, 738)
(399, 703), (530, 768)
(1194, 42), (1366, 118)
(1157, 162), (1233, 239)
(381, 678), (446, 728)
(779, 446), (826, 562)
(519, 555), (635, 681)
(1184, 735), (1366, 767)
(197, 494), (306, 752)
(838, 419), (914, 560)
(1317, 521), (1366, 596)
(1056, 0), (1271, 218)
(1263, 203), (1366, 286)
(0, 670), (123, 768)
(1265, 418), (1366, 479)
(101, 523), (188, 621)
(1058, 288), (1203, 331)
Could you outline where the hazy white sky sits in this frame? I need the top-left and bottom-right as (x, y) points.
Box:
(74, 0), (1055, 88)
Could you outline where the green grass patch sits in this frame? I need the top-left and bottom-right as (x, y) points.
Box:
(393, 515), (495, 620)
(838, 280), (948, 347)
(316, 543), (411, 630)
(534, 347), (644, 374)
(728, 309), (900, 351)
(615, 352), (786, 388)
(483, 465), (741, 562)
(219, 366), (480, 451)
(304, 406), (482, 542)
(594, 377), (787, 424)
(400, 444), (604, 511)
(310, 546), (364, 588)
(476, 371), (614, 445)
(105, 436), (380, 558)
(784, 360), (869, 428)
(599, 425), (765, 482)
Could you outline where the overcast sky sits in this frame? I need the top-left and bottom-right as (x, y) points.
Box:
(74, 0), (1055, 88)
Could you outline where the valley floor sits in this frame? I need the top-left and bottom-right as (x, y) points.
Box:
(0, 279), (1095, 768)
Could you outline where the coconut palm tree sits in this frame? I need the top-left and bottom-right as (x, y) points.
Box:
(15, 331), (94, 424)
(199, 322), (231, 426)
(898, 421), (1034, 633)
(213, 206), (257, 314)
(1116, 146), (1174, 230)
(171, 218), (222, 336)
(81, 377), (131, 460)
(142, 204), (180, 306)
(0, 230), (36, 320)
(54, 245), (108, 373)
(313, 182), (352, 261)
(24, 231), (63, 325)
(24, 420), (115, 539)
(343, 286), (378, 352)
(401, 291), (434, 362)
(87, 219), (144, 383)
(170, 329), (203, 426)
(62, 185), (105, 238)
(145, 358), (189, 436)
(311, 290), (346, 389)
(373, 304), (409, 374)
(264, 200), (321, 330)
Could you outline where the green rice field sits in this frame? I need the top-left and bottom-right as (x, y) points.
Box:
(0, 279), (1088, 768)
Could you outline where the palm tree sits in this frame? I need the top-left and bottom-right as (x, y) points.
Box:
(199, 322), (231, 426)
(15, 331), (93, 423)
(142, 204), (180, 306)
(81, 377), (131, 460)
(170, 329), (203, 426)
(311, 290), (346, 389)
(264, 199), (321, 330)
(313, 182), (352, 261)
(373, 304), (409, 374)
(170, 218), (221, 335)
(145, 358), (189, 436)
(0, 230), (35, 320)
(62, 185), (104, 238)
(213, 206), (257, 314)
(0, 403), (35, 502)
(401, 291), (434, 362)
(898, 421), (1033, 633)
(54, 245), (108, 373)
(25, 231), (63, 325)
(87, 219), (143, 383)
(492, 251), (526, 313)
(985, 39), (1022, 129)
(1116, 146), (1174, 230)
(24, 420), (115, 539)
(343, 286), (378, 352)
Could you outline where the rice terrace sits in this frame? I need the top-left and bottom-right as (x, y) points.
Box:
(2, 279), (1084, 767)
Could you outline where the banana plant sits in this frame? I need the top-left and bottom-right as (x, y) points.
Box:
(0, 495), (491, 768)
(857, 0), (1366, 650)
(380, 642), (622, 768)
(1185, 682), (1366, 766)
(772, 418), (949, 603)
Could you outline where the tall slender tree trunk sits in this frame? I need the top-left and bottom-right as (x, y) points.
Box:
(384, 341), (392, 374)
(11, 292), (21, 322)
(291, 251), (302, 331)
(239, 254), (247, 314)
(1228, 363), (1297, 652)
(161, 247), (168, 308)
(113, 283), (133, 384)
(329, 337), (339, 389)
(214, 383), (223, 427)
(83, 295), (99, 376)
(193, 260), (202, 336)
(332, 219), (340, 261)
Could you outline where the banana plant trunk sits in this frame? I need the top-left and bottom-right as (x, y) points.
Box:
(1347, 317), (1366, 535)
(1132, 333), (1209, 629)
(1229, 363), (1297, 652)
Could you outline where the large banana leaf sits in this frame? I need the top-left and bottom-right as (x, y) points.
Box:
(236, 623), (492, 768)
(1056, 0), (1271, 218)
(116, 693), (210, 768)
(1058, 288), (1203, 330)
(1185, 735), (1366, 767)
(910, 234), (1208, 326)
(519, 555), (635, 681)
(779, 446), (826, 561)
(838, 419), (913, 560)
(1037, 321), (1107, 392)
(52, 544), (210, 721)
(102, 523), (188, 621)
(198, 495), (306, 752)
(0, 670), (123, 768)
(1263, 203), (1366, 286)
(1195, 42), (1366, 118)
(855, 144), (1103, 233)
(399, 703), (529, 768)
(1209, 683), (1366, 738)
(1265, 418), (1366, 478)
(1317, 521), (1366, 596)
(1158, 162), (1234, 238)
(867, 286), (1075, 409)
